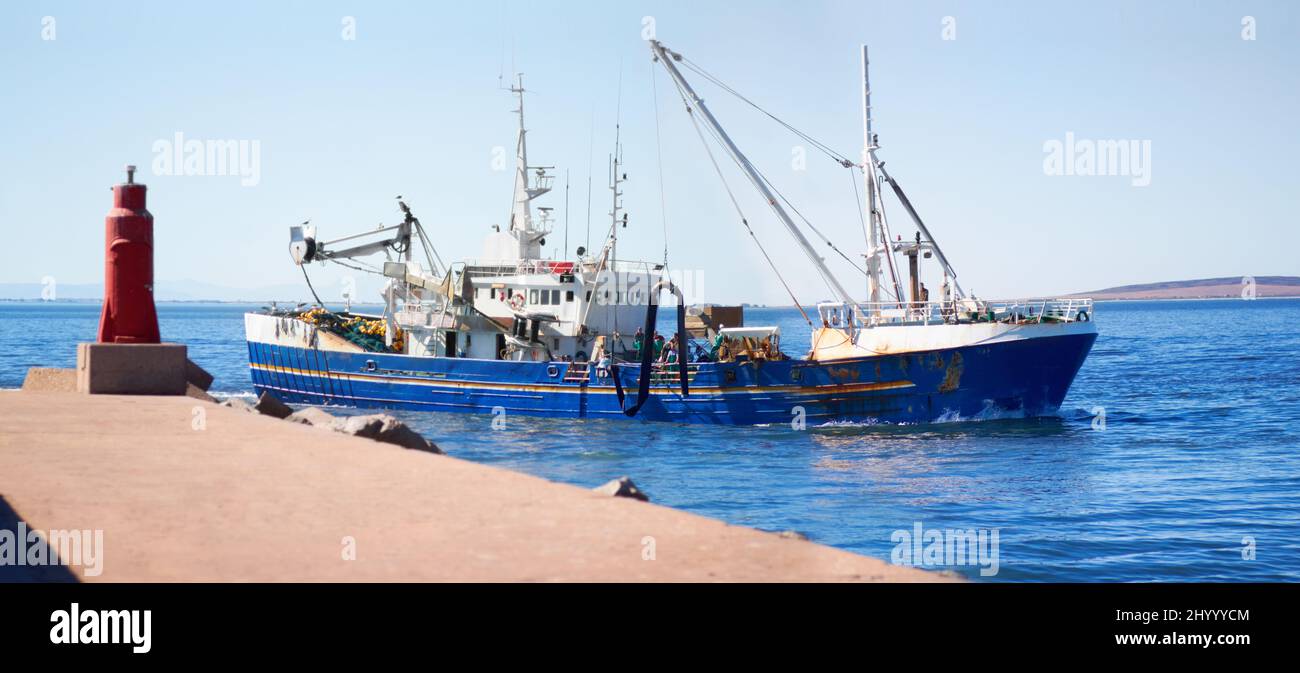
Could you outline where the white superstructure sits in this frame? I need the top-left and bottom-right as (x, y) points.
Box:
(285, 74), (661, 363)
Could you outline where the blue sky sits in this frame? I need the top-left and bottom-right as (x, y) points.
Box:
(2, 0), (1297, 304)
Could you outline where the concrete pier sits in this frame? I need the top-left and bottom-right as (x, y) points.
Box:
(0, 391), (948, 582)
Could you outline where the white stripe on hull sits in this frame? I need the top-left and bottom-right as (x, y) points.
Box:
(855, 320), (1098, 354)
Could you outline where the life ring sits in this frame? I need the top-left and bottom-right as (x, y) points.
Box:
(509, 293), (525, 311)
(1076, 310), (1090, 322)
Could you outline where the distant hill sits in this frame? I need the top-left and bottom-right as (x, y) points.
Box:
(1074, 276), (1300, 300)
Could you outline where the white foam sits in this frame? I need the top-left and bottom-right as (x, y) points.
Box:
(210, 391), (257, 401)
(811, 399), (1043, 428)
(932, 400), (1034, 424)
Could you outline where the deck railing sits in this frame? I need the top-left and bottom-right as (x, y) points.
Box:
(460, 258), (660, 279)
(817, 298), (1094, 328)
(567, 359), (703, 385)
(645, 361), (703, 384)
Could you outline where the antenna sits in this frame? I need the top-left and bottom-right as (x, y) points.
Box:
(611, 60), (624, 265)
(584, 106), (594, 257)
(497, 0), (507, 89)
(564, 170), (570, 258)
(615, 58), (624, 131)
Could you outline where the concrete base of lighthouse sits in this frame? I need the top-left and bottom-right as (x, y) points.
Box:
(76, 342), (189, 395)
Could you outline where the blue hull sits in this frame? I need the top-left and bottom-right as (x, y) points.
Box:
(247, 332), (1096, 426)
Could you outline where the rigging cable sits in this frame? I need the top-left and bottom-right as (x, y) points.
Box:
(650, 61), (670, 267)
(327, 257), (383, 275)
(848, 167), (879, 299)
(412, 220), (444, 276)
(670, 58), (874, 303)
(849, 167), (870, 257)
(680, 58), (858, 169)
(690, 53), (919, 308)
(681, 55), (912, 305)
(872, 177), (908, 306)
(667, 71), (840, 303)
(750, 160), (872, 280)
(669, 76), (812, 325)
(679, 78), (855, 302)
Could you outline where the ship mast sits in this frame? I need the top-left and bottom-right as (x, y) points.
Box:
(507, 74), (553, 260)
(860, 46), (908, 313)
(649, 40), (858, 309)
(608, 124), (624, 268)
(858, 48), (965, 306)
(861, 45), (881, 309)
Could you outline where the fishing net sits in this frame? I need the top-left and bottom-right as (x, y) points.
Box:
(297, 308), (404, 353)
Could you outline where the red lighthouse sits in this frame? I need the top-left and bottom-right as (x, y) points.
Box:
(97, 165), (160, 344)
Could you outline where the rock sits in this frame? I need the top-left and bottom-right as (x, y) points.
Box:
(287, 407), (336, 427)
(21, 367), (77, 393)
(253, 391), (293, 419)
(331, 414), (442, 454)
(332, 414), (386, 438)
(775, 530), (809, 541)
(593, 477), (649, 502)
(185, 382), (217, 403)
(185, 359), (215, 392)
(220, 397), (255, 413)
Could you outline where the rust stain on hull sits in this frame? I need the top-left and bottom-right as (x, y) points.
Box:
(827, 365), (861, 382)
(938, 351), (964, 393)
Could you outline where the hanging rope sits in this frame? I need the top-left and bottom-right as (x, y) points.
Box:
(301, 264), (326, 308)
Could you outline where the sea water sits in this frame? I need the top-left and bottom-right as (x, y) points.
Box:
(3, 299), (1298, 581)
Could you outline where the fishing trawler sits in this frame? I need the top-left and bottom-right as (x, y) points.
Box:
(244, 41), (1097, 426)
